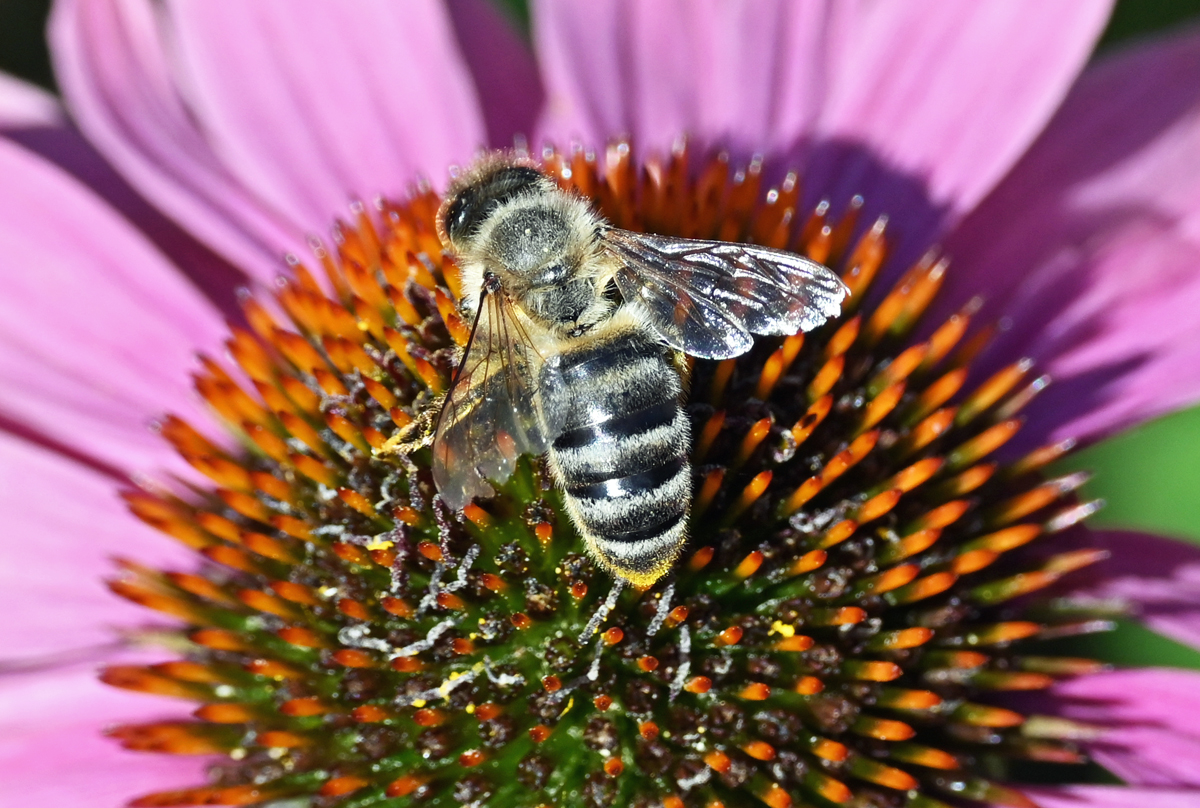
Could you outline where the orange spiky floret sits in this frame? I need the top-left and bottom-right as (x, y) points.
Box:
(104, 139), (1110, 808)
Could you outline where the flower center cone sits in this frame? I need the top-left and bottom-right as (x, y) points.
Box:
(106, 140), (1108, 808)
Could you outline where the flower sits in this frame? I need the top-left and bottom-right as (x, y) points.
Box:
(2, 1), (1200, 806)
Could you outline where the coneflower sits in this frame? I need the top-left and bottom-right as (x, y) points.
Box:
(107, 142), (1110, 808)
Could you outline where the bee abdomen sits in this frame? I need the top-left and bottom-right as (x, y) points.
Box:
(546, 333), (691, 584)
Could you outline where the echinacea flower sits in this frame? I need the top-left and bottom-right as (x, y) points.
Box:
(3, 1), (1200, 807)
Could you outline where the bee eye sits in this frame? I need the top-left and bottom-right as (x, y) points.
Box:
(443, 187), (478, 244)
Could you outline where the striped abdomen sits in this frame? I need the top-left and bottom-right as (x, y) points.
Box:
(544, 329), (691, 586)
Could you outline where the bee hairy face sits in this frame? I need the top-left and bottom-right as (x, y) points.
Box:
(439, 160), (610, 331)
(441, 164), (546, 248)
(485, 204), (574, 287)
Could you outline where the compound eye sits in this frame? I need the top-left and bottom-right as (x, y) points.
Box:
(443, 187), (479, 245)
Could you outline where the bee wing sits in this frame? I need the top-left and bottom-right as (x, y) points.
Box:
(432, 284), (560, 511)
(603, 229), (849, 360)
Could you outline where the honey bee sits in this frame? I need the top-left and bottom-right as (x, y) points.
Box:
(429, 154), (847, 587)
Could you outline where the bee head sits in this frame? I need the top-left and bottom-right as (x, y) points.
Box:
(438, 160), (548, 250)
(439, 154), (609, 330)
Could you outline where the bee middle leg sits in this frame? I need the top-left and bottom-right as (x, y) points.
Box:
(378, 402), (440, 456)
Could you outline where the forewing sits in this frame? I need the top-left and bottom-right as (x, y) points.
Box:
(432, 288), (556, 511)
(603, 229), (849, 359)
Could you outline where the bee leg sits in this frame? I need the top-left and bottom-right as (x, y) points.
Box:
(377, 404), (439, 456)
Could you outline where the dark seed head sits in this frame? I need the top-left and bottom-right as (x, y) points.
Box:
(107, 141), (1107, 808)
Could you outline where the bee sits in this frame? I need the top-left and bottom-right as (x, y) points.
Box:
(428, 154), (848, 587)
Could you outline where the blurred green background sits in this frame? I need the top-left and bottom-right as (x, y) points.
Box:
(2, 0), (1198, 667)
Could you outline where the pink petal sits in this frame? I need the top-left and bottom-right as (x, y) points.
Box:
(940, 28), (1200, 446)
(0, 432), (192, 661)
(7, 120), (250, 319)
(533, 0), (1110, 245)
(1025, 786), (1200, 808)
(0, 72), (64, 129)
(1, 79), (248, 316)
(0, 666), (203, 806)
(446, 0), (544, 148)
(1069, 531), (1200, 652)
(0, 136), (226, 476)
(166, 0), (485, 225)
(1049, 669), (1200, 787)
(51, 0), (487, 283)
(50, 0), (299, 283)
